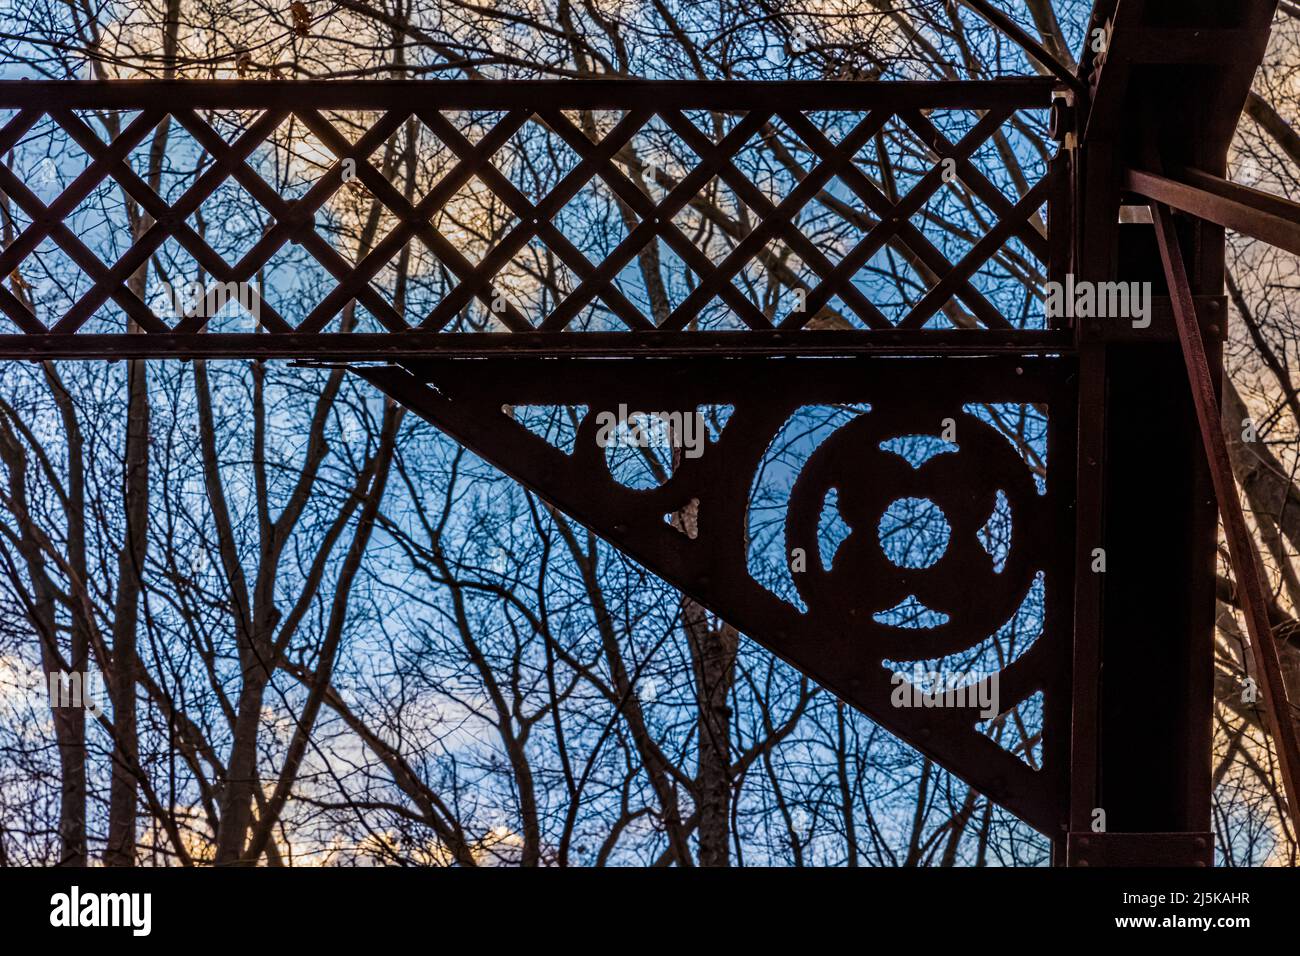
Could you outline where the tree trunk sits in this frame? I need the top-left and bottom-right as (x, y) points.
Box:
(687, 600), (738, 867)
(104, 356), (148, 867)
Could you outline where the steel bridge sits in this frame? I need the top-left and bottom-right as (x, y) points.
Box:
(2, 0), (1298, 864)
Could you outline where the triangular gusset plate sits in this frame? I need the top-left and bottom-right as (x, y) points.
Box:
(360, 355), (1075, 835)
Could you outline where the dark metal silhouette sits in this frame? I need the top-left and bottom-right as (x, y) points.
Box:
(1, 0), (1297, 865)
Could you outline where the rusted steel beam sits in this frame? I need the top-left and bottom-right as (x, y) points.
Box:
(1127, 168), (1300, 259)
(1066, 831), (1213, 867)
(0, 330), (1075, 361)
(0, 81), (1054, 343)
(1152, 201), (1300, 837)
(1081, 0), (1279, 150)
(1121, 29), (1272, 66)
(1068, 345), (1105, 840)
(0, 78), (1056, 111)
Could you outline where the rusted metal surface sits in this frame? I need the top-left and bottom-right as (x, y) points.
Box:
(0, 78), (1074, 842)
(1058, 0), (1284, 865)
(1, 0), (1295, 864)
(360, 356), (1075, 835)
(1152, 201), (1300, 838)
(0, 330), (1073, 360)
(1127, 167), (1300, 259)
(1068, 345), (1105, 840)
(1067, 831), (1214, 868)
(0, 78), (1056, 111)
(0, 78), (1053, 358)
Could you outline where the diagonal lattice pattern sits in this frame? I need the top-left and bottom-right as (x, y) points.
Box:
(0, 79), (1056, 355)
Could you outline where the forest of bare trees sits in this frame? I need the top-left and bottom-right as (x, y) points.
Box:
(0, 0), (1297, 867)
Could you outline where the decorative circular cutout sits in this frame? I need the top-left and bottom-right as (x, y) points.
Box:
(785, 405), (1040, 661)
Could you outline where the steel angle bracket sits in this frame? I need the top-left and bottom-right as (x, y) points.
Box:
(359, 355), (1077, 836)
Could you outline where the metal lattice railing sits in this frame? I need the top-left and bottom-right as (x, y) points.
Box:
(0, 78), (1059, 358)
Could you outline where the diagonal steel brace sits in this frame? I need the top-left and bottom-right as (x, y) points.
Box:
(1152, 201), (1300, 837)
